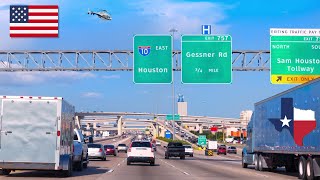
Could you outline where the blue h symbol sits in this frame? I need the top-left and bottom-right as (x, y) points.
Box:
(202, 25), (211, 35)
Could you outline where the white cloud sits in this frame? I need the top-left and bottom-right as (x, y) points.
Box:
(81, 92), (102, 98)
(130, 0), (233, 36)
(102, 75), (121, 79)
(0, 71), (96, 86)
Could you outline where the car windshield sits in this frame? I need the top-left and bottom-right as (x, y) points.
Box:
(184, 145), (191, 148)
(131, 142), (150, 147)
(88, 144), (101, 148)
(118, 144), (126, 146)
(230, 147), (236, 149)
(104, 145), (114, 149)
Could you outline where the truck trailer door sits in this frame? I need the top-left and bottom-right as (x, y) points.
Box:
(0, 99), (57, 163)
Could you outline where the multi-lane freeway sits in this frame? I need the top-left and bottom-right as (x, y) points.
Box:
(0, 136), (299, 180)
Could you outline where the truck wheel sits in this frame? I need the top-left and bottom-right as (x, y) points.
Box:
(165, 155), (169, 159)
(1, 169), (11, 175)
(190, 154), (193, 157)
(306, 157), (314, 180)
(127, 160), (131, 165)
(298, 156), (307, 180)
(258, 155), (264, 171)
(254, 154), (259, 170)
(180, 156), (185, 159)
(242, 154), (248, 168)
(76, 155), (84, 171)
(83, 154), (88, 169)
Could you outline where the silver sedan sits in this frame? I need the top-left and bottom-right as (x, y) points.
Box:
(88, 143), (106, 161)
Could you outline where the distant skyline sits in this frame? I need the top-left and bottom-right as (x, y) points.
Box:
(0, 0), (319, 118)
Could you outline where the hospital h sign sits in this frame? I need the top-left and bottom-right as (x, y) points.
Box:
(202, 25), (211, 35)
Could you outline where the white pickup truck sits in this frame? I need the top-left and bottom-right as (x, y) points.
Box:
(73, 129), (89, 171)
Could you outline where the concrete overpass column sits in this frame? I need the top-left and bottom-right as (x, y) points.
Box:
(156, 124), (159, 137)
(117, 116), (123, 136)
(75, 116), (81, 129)
(199, 124), (203, 134)
(159, 126), (165, 137)
(93, 122), (97, 136)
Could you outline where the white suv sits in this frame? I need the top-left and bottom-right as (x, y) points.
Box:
(127, 141), (155, 166)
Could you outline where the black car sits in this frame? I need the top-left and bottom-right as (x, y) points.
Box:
(164, 142), (185, 159)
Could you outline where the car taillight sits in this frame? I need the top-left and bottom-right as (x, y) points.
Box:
(99, 148), (103, 152)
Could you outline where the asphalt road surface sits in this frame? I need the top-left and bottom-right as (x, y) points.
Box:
(0, 137), (299, 180)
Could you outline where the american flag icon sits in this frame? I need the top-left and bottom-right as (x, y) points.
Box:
(10, 5), (59, 38)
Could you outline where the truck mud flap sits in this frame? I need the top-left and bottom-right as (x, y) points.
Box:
(61, 155), (71, 171)
(313, 157), (320, 177)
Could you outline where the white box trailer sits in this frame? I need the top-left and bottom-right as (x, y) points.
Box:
(0, 96), (75, 176)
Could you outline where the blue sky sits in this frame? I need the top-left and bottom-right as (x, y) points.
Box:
(0, 0), (319, 118)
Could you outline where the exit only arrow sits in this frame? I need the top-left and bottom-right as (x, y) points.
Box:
(276, 76), (282, 82)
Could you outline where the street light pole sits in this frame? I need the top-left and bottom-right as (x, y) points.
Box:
(169, 28), (178, 140)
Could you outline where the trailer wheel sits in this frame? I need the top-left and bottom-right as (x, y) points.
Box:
(258, 155), (265, 171)
(1, 169), (11, 175)
(299, 156), (307, 180)
(254, 154), (259, 170)
(306, 157), (314, 180)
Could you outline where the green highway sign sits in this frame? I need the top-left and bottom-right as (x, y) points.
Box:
(270, 28), (320, 84)
(133, 35), (172, 84)
(198, 135), (207, 146)
(181, 35), (232, 84)
(166, 114), (180, 121)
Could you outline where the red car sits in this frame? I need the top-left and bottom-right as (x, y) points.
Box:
(104, 144), (117, 156)
(217, 147), (227, 155)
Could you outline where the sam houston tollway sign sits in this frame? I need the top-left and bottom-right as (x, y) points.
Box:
(270, 28), (320, 84)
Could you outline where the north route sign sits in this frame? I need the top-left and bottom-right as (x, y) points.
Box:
(270, 28), (320, 84)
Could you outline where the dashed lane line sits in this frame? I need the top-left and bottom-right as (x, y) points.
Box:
(160, 159), (190, 176)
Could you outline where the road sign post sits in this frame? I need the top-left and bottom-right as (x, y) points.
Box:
(198, 135), (207, 146)
(181, 35), (232, 84)
(270, 28), (320, 84)
(133, 35), (172, 84)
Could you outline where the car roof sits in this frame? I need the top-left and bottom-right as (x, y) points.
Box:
(132, 140), (150, 143)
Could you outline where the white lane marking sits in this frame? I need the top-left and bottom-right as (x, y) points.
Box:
(160, 159), (190, 176)
(183, 172), (190, 175)
(107, 169), (114, 173)
(254, 173), (269, 178)
(117, 163), (121, 166)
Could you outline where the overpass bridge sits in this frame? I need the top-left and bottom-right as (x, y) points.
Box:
(0, 50), (269, 72)
(75, 111), (241, 137)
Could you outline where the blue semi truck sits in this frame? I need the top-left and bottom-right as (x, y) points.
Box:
(242, 78), (320, 180)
